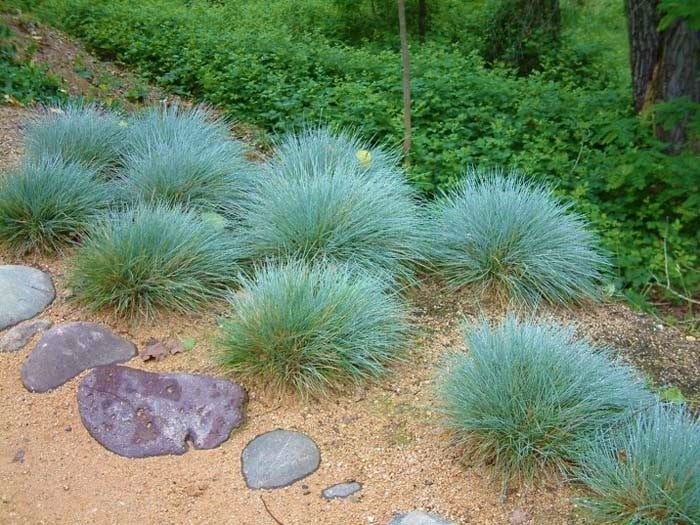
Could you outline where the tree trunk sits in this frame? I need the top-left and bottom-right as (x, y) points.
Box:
(398, 0), (412, 154)
(625, 0), (661, 113)
(625, 0), (700, 150)
(418, 0), (427, 42)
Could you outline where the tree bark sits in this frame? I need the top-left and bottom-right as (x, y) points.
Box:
(398, 0), (412, 154)
(625, 0), (661, 113)
(625, 0), (700, 150)
(418, 0), (427, 42)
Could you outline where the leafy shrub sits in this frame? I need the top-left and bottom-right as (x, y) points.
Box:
(0, 156), (107, 253)
(428, 168), (608, 306)
(438, 316), (651, 486)
(218, 259), (411, 396)
(577, 402), (700, 524)
(24, 103), (126, 174)
(482, 0), (561, 75)
(69, 203), (241, 319)
(240, 139), (426, 285)
(268, 126), (399, 180)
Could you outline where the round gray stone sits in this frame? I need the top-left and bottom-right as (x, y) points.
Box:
(388, 511), (455, 525)
(78, 365), (247, 458)
(21, 322), (136, 392)
(0, 265), (54, 330)
(0, 318), (53, 352)
(241, 429), (320, 489)
(322, 481), (362, 500)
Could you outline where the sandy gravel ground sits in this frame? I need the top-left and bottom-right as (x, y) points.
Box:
(1, 246), (696, 524)
(0, 255), (580, 525)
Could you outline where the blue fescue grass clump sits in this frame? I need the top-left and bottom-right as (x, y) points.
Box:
(428, 167), (608, 306)
(577, 402), (700, 524)
(118, 137), (251, 217)
(438, 316), (651, 486)
(0, 156), (108, 253)
(69, 203), (241, 319)
(240, 134), (427, 285)
(124, 103), (232, 155)
(218, 259), (411, 396)
(268, 126), (400, 179)
(119, 104), (253, 217)
(24, 103), (127, 175)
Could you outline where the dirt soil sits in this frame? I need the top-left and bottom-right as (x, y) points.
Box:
(1, 16), (698, 525)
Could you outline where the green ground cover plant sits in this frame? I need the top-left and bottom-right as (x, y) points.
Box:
(1, 18), (63, 104)
(118, 104), (253, 217)
(428, 168), (608, 306)
(218, 259), (411, 396)
(438, 316), (652, 487)
(13, 0), (698, 297)
(239, 128), (427, 285)
(69, 203), (241, 319)
(24, 102), (126, 175)
(0, 155), (107, 253)
(577, 402), (700, 524)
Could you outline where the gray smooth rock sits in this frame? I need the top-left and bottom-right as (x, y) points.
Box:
(21, 322), (136, 392)
(0, 265), (54, 330)
(241, 429), (320, 489)
(322, 481), (362, 500)
(0, 318), (53, 352)
(77, 365), (247, 458)
(388, 511), (455, 525)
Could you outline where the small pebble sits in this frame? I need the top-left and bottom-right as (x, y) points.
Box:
(322, 481), (362, 500)
(510, 508), (531, 525)
(12, 450), (25, 464)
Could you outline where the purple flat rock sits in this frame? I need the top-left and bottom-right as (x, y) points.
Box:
(77, 365), (247, 458)
(21, 322), (136, 392)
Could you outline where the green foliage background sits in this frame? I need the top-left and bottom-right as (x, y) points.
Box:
(1, 18), (63, 103)
(4, 0), (700, 295)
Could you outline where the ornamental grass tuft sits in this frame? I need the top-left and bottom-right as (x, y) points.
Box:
(0, 156), (108, 253)
(119, 104), (253, 217)
(240, 132), (426, 285)
(428, 167), (608, 306)
(268, 126), (400, 179)
(24, 103), (127, 175)
(577, 402), (700, 525)
(218, 259), (411, 396)
(438, 316), (651, 487)
(125, 103), (232, 156)
(69, 203), (241, 319)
